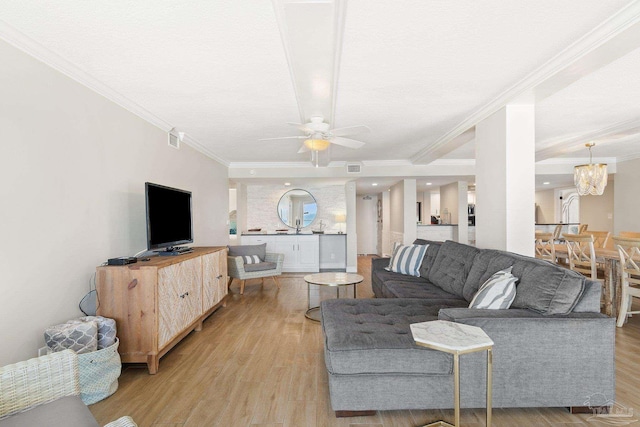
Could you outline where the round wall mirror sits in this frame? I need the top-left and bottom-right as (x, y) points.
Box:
(277, 189), (317, 229)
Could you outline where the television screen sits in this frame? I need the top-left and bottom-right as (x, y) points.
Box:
(145, 182), (193, 251)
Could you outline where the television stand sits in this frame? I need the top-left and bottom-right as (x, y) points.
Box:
(156, 246), (193, 256)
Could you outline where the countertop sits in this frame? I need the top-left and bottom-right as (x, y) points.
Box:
(241, 232), (346, 236)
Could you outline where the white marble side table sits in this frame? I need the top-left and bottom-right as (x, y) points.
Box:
(410, 320), (494, 427)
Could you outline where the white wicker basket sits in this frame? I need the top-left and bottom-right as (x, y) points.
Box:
(77, 338), (121, 405)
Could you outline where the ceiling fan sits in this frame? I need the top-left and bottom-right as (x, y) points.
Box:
(259, 116), (370, 155)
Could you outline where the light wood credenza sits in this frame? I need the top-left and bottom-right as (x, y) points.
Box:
(96, 247), (227, 374)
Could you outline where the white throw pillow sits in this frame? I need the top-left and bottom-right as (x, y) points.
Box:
(385, 244), (428, 277)
(243, 255), (261, 264)
(469, 267), (518, 309)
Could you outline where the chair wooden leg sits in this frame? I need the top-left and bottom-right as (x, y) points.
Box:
(273, 276), (280, 289)
(261, 277), (265, 287)
(617, 287), (629, 327)
(227, 277), (233, 289)
(240, 280), (246, 295)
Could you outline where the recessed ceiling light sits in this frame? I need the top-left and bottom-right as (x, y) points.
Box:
(284, 182), (291, 186)
(543, 182), (550, 185)
(426, 182), (432, 186)
(372, 183), (378, 186)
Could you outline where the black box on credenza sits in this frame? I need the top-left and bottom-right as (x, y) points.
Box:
(107, 257), (138, 266)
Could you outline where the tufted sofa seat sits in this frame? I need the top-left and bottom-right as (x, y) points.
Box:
(320, 239), (615, 415)
(322, 298), (467, 376)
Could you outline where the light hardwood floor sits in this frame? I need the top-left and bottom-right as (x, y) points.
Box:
(90, 256), (640, 426)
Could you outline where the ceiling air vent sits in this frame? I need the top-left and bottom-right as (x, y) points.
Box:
(347, 164), (361, 173)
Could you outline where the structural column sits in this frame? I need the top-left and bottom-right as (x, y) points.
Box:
(475, 104), (535, 256)
(402, 179), (417, 245)
(456, 181), (469, 244)
(345, 181), (357, 273)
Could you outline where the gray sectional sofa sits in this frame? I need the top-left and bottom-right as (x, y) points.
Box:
(320, 240), (615, 415)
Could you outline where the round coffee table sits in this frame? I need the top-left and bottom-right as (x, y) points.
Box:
(304, 272), (363, 321)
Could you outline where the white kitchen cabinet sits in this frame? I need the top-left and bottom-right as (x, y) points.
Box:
(240, 234), (319, 272)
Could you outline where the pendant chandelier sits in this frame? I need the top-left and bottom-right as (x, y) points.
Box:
(574, 143), (607, 196)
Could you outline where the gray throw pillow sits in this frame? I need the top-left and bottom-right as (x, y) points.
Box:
(228, 243), (266, 262)
(69, 316), (117, 350)
(511, 262), (586, 315)
(45, 321), (98, 354)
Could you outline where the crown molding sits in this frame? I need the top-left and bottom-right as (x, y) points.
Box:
(536, 118), (640, 161)
(182, 135), (229, 167)
(536, 157), (617, 165)
(0, 20), (173, 131)
(430, 159), (476, 166)
(361, 160), (413, 167)
(228, 161), (316, 169)
(616, 152), (640, 162)
(0, 19), (230, 167)
(410, 0), (640, 164)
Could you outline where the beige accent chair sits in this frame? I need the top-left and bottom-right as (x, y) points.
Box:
(534, 232), (556, 263)
(0, 349), (136, 427)
(613, 236), (640, 327)
(227, 252), (284, 295)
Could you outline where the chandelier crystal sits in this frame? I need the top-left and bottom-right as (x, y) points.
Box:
(574, 143), (607, 196)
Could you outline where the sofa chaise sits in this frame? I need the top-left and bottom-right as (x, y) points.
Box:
(320, 240), (615, 416)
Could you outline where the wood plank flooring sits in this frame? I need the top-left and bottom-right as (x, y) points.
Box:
(90, 256), (640, 426)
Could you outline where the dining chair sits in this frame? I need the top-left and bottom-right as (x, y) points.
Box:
(620, 231), (640, 238)
(585, 231), (611, 249)
(612, 236), (640, 327)
(563, 233), (610, 312)
(563, 233), (597, 280)
(578, 224), (588, 234)
(535, 232), (556, 263)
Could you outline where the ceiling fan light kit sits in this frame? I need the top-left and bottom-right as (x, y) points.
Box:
(304, 138), (331, 151)
(574, 142), (608, 196)
(261, 115), (369, 166)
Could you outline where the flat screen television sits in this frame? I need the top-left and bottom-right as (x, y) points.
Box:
(145, 182), (193, 253)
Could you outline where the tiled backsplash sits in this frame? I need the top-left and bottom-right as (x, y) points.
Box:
(246, 185), (346, 233)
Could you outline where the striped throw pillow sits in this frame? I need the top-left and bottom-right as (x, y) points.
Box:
(387, 241), (403, 269)
(469, 267), (518, 309)
(243, 255), (261, 264)
(385, 244), (428, 277)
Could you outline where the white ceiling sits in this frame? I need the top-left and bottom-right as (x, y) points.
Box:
(2, 0), (640, 191)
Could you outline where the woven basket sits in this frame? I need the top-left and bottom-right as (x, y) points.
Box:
(77, 338), (121, 405)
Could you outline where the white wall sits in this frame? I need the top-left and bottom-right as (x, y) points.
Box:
(535, 189), (555, 223)
(440, 182), (459, 224)
(614, 158), (640, 234)
(356, 197), (377, 254)
(390, 181), (405, 236)
(580, 181), (614, 243)
(0, 40), (229, 365)
(244, 185), (346, 233)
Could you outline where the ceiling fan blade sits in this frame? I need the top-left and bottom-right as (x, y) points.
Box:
(329, 136), (366, 149)
(330, 125), (370, 137)
(297, 144), (310, 154)
(258, 136), (306, 142)
(287, 122), (313, 133)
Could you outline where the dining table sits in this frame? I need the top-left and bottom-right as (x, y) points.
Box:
(554, 244), (620, 318)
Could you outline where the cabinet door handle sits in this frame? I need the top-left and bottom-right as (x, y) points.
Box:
(216, 275), (223, 279)
(179, 292), (189, 298)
